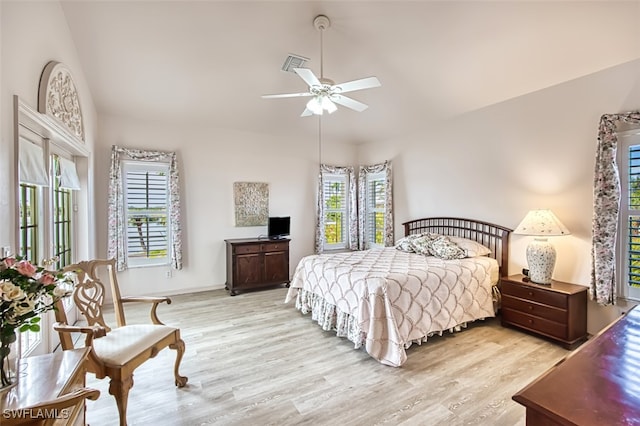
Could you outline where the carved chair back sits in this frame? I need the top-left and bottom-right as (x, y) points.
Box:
(58, 260), (111, 333)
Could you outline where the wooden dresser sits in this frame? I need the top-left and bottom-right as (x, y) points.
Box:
(513, 305), (640, 425)
(225, 238), (290, 296)
(501, 274), (587, 348)
(0, 348), (91, 425)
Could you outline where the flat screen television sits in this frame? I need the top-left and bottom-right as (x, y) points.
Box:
(268, 216), (290, 240)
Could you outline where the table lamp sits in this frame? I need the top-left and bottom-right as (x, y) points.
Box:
(513, 209), (570, 284)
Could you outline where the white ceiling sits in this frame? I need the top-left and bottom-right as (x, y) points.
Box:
(60, 1), (640, 145)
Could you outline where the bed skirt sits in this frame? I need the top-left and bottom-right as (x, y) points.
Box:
(294, 286), (501, 358)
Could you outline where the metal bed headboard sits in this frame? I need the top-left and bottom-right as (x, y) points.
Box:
(402, 217), (512, 276)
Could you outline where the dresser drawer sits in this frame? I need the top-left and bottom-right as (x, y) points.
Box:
(502, 308), (567, 340)
(502, 294), (567, 323)
(234, 244), (261, 255)
(262, 242), (288, 252)
(502, 281), (567, 309)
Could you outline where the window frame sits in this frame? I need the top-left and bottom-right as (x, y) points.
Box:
(122, 160), (171, 268)
(322, 172), (350, 251)
(50, 154), (74, 269)
(617, 129), (640, 302)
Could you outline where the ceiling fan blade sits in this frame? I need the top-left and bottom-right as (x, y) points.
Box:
(333, 77), (381, 94)
(331, 94), (368, 112)
(300, 108), (313, 117)
(293, 68), (321, 87)
(262, 92), (312, 99)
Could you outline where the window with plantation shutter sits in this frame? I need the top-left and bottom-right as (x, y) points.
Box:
(364, 172), (386, 248)
(123, 161), (170, 267)
(323, 173), (348, 250)
(617, 131), (640, 301)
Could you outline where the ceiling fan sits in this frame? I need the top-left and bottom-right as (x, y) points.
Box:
(262, 15), (381, 117)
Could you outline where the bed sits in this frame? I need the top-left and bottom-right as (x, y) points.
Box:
(284, 217), (512, 367)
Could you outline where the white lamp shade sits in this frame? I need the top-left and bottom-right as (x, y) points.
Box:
(514, 209), (570, 285)
(513, 209), (570, 236)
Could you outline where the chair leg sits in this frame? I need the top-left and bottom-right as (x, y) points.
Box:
(109, 375), (134, 426)
(170, 338), (188, 387)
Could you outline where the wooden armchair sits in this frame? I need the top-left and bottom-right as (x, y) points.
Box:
(53, 259), (188, 426)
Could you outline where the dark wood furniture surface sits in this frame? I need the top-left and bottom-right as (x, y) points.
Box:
(501, 274), (587, 348)
(0, 348), (91, 425)
(225, 237), (290, 296)
(513, 305), (640, 426)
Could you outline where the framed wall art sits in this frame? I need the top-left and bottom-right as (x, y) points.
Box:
(233, 182), (268, 226)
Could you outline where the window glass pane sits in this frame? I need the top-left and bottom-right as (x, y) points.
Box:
(366, 173), (385, 247)
(18, 183), (38, 262)
(628, 216), (640, 288)
(124, 163), (170, 265)
(52, 156), (73, 269)
(629, 145), (640, 208)
(322, 174), (347, 248)
(18, 183), (41, 356)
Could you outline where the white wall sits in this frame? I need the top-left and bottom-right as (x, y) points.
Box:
(0, 1), (98, 260)
(359, 59), (640, 334)
(96, 114), (357, 297)
(2, 1), (638, 336)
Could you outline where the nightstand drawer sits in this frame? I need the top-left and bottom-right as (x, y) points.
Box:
(502, 295), (567, 323)
(502, 308), (567, 339)
(502, 281), (567, 309)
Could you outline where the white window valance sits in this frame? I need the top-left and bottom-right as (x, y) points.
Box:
(19, 138), (49, 186)
(58, 156), (81, 190)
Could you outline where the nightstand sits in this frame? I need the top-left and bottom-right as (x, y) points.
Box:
(500, 274), (587, 349)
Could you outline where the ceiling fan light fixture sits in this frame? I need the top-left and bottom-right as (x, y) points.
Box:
(306, 96), (324, 115)
(262, 14), (381, 116)
(321, 96), (337, 114)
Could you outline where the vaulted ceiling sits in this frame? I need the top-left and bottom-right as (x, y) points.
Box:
(60, 1), (640, 145)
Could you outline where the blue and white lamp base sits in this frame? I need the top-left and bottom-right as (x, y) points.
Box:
(526, 237), (556, 284)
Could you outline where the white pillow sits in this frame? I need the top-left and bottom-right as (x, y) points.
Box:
(448, 236), (491, 257)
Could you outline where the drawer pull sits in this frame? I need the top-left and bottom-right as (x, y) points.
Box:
(528, 305), (533, 311)
(528, 291), (534, 297)
(528, 319), (534, 324)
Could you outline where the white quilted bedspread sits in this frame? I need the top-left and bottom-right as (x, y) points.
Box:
(285, 248), (498, 367)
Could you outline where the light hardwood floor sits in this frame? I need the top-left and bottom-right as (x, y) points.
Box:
(83, 287), (570, 426)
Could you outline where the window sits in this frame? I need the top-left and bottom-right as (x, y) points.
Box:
(317, 162), (392, 252)
(323, 173), (349, 250)
(123, 161), (170, 267)
(51, 156), (73, 269)
(17, 140), (83, 357)
(18, 183), (40, 263)
(108, 146), (183, 271)
(364, 171), (386, 248)
(358, 161), (393, 250)
(617, 130), (640, 301)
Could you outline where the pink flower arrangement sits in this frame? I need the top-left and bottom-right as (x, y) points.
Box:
(0, 256), (72, 387)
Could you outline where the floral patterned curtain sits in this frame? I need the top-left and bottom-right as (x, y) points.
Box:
(358, 161), (393, 250)
(315, 165), (358, 254)
(108, 145), (183, 271)
(592, 112), (640, 305)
